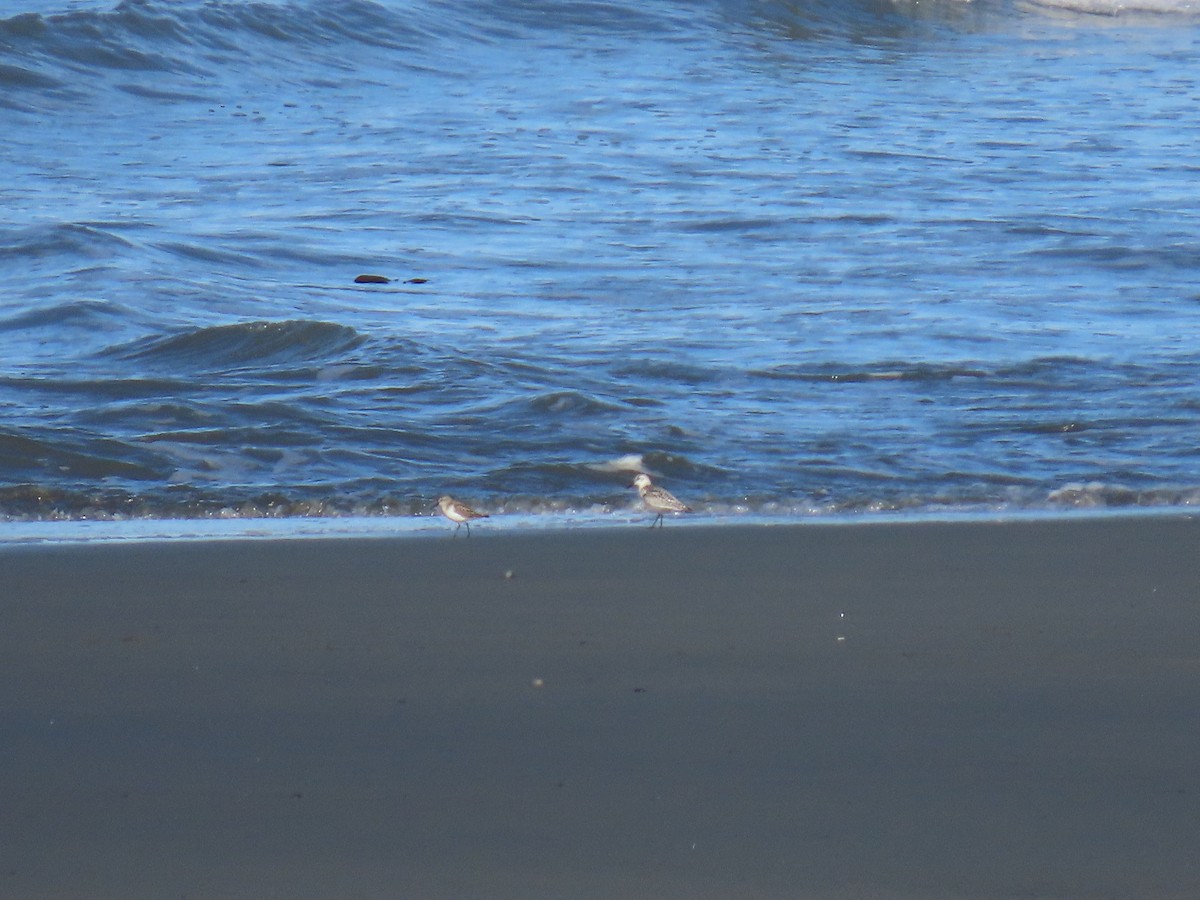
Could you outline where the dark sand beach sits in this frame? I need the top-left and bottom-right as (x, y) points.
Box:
(3, 515), (1199, 899)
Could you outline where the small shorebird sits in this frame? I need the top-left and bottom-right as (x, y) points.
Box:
(630, 473), (691, 528)
(436, 495), (488, 537)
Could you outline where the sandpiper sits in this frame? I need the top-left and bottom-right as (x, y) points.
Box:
(436, 495), (488, 537)
(630, 473), (691, 528)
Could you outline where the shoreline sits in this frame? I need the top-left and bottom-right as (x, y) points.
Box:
(1, 502), (1195, 547)
(4, 515), (1200, 897)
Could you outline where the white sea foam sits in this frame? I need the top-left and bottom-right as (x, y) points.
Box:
(1023, 0), (1198, 13)
(587, 454), (652, 475)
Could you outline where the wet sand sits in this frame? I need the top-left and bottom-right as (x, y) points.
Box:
(3, 515), (1199, 898)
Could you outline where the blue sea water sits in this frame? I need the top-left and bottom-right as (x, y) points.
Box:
(2, 0), (1199, 531)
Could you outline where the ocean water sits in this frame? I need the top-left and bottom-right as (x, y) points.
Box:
(2, 0), (1199, 530)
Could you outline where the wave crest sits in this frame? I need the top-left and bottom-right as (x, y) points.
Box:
(110, 320), (365, 371)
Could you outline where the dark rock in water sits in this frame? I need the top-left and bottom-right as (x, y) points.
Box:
(405, 277), (428, 284)
(354, 274), (390, 284)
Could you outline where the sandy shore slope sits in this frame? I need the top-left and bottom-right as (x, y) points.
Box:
(2, 516), (1199, 898)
